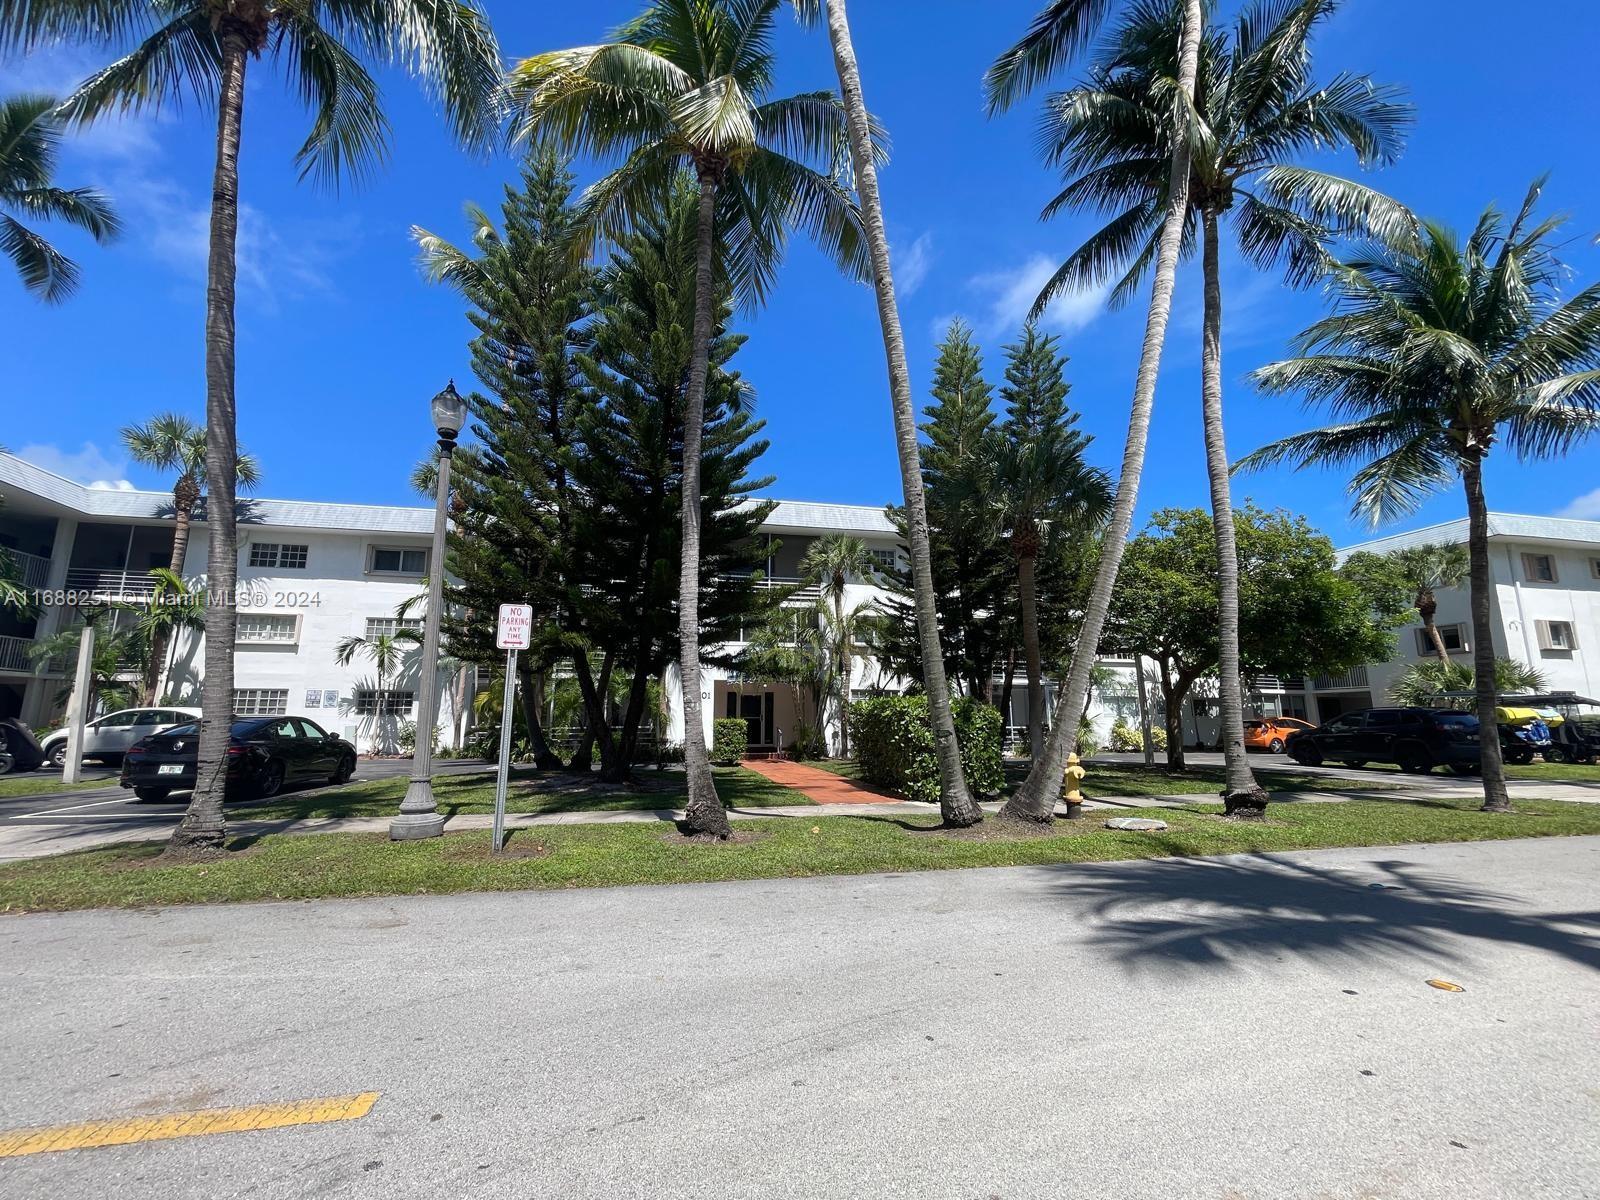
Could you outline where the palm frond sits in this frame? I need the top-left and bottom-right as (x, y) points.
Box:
(985, 0), (1119, 114)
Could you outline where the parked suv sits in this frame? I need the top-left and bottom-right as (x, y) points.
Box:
(38, 707), (202, 769)
(1286, 707), (1481, 775)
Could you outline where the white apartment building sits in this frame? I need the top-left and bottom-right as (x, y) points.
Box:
(3, 454), (1080, 756)
(1310, 513), (1600, 719)
(0, 452), (458, 751)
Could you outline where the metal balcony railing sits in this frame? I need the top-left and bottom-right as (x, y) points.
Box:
(7, 549), (50, 590)
(63, 567), (159, 600)
(0, 634), (36, 674)
(1313, 666), (1370, 691)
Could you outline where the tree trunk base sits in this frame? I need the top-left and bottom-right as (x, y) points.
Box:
(1480, 800), (1513, 813)
(681, 763), (729, 839)
(167, 826), (226, 856)
(532, 753), (564, 771)
(996, 795), (1052, 825)
(598, 762), (632, 785)
(1221, 787), (1270, 820)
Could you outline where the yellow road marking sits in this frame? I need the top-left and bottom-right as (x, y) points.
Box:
(0, 1092), (379, 1158)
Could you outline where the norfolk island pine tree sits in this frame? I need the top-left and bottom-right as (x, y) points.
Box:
(507, 0), (872, 837)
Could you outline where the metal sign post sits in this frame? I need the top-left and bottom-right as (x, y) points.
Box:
(492, 604), (533, 855)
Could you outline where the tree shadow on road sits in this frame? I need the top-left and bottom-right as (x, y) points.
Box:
(1055, 852), (1600, 976)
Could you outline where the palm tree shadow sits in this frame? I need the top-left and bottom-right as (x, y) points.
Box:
(1056, 854), (1600, 976)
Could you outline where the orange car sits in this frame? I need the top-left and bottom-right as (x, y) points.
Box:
(1243, 717), (1315, 754)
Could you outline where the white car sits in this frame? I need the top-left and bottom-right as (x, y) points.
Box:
(39, 707), (202, 769)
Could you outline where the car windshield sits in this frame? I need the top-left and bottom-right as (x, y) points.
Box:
(1430, 713), (1478, 728)
(156, 719), (273, 739)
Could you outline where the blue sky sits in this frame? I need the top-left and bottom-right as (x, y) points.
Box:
(6, 0), (1600, 546)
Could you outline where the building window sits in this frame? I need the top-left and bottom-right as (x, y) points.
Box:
(365, 617), (423, 641)
(1592, 558), (1600, 580)
(1521, 552), (1558, 583)
(369, 546), (428, 575)
(1414, 623), (1468, 656)
(868, 548), (898, 574)
(356, 690), (414, 715)
(233, 688), (288, 716)
(1536, 620), (1579, 652)
(249, 542), (308, 570)
(237, 613), (298, 644)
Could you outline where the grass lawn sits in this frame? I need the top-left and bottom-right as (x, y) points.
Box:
(0, 775), (113, 799)
(237, 765), (810, 823)
(3, 795), (1596, 913)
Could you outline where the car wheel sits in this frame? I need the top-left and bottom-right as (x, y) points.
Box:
(1398, 746), (1434, 774)
(45, 742), (68, 770)
(254, 760), (286, 799)
(1290, 743), (1322, 767)
(1544, 747), (1568, 764)
(133, 786), (171, 802)
(1268, 738), (1285, 754)
(1346, 760), (1368, 769)
(330, 753), (355, 785)
(0, 751), (14, 776)
(1447, 764), (1477, 777)
(1505, 748), (1534, 766)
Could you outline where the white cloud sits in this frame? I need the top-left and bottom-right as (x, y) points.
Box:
(18, 442), (134, 490)
(969, 254), (1111, 337)
(1557, 489), (1600, 520)
(894, 232), (934, 297)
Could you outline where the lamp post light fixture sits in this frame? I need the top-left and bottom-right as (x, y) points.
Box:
(390, 381), (466, 841)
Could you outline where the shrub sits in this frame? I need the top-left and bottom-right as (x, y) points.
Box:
(1107, 717), (1166, 753)
(711, 718), (748, 765)
(852, 694), (1004, 803)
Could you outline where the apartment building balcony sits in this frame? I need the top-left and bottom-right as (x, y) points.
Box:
(8, 549), (50, 590)
(0, 634), (40, 675)
(63, 567), (162, 601)
(738, 575), (823, 606)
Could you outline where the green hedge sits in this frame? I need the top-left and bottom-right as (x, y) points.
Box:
(852, 694), (1004, 803)
(711, 718), (748, 765)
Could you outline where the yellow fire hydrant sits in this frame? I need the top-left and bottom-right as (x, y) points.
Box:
(1062, 751), (1085, 819)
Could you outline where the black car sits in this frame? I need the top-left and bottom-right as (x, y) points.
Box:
(120, 716), (357, 802)
(1285, 707), (1481, 775)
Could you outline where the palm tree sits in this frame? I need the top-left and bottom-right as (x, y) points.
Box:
(1381, 542), (1470, 665)
(1, 93), (119, 301)
(791, 0), (982, 826)
(798, 533), (874, 756)
(123, 567), (205, 703)
(986, 0), (1206, 824)
(120, 412), (260, 704)
(1240, 180), (1600, 812)
(31, 616), (141, 714)
(508, 0), (869, 838)
(335, 629), (422, 756)
(1390, 657), (1545, 711)
(7, 4), (501, 852)
(986, 326), (1111, 761)
(1027, 0), (1413, 815)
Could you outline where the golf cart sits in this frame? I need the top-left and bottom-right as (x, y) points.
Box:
(1499, 692), (1600, 765)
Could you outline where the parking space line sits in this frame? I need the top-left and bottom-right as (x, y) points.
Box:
(14, 797), (132, 818)
(0, 1092), (380, 1158)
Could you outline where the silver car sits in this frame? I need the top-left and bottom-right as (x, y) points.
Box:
(39, 707), (202, 769)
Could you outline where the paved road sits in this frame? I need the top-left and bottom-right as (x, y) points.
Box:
(0, 759), (494, 861)
(2, 836), (1597, 1198)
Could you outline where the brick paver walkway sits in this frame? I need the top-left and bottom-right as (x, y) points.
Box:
(739, 758), (900, 805)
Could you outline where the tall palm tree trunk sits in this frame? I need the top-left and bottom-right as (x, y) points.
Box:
(820, 0), (979, 826)
(1463, 456), (1509, 812)
(141, 490), (196, 705)
(1418, 592), (1451, 664)
(1016, 538), (1044, 762)
(1002, 0), (1204, 822)
(832, 587), (851, 757)
(172, 33), (249, 852)
(678, 169), (729, 838)
(1200, 211), (1267, 816)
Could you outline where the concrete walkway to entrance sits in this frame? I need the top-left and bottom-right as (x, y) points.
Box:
(739, 757), (899, 804)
